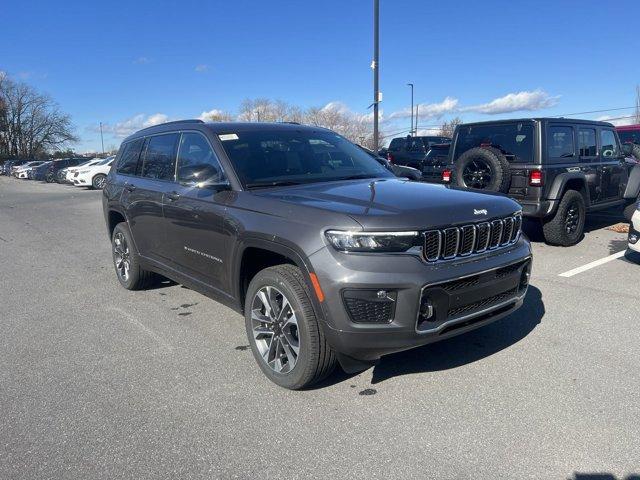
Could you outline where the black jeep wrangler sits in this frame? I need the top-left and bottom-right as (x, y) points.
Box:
(447, 118), (640, 246)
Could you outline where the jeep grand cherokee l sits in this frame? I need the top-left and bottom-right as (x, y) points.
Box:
(447, 119), (640, 246)
(103, 120), (532, 389)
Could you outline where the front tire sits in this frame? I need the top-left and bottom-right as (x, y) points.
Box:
(111, 222), (155, 290)
(542, 190), (586, 246)
(245, 265), (336, 390)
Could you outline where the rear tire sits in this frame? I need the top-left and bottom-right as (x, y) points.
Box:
(111, 222), (155, 290)
(92, 174), (107, 190)
(245, 264), (336, 390)
(542, 190), (586, 246)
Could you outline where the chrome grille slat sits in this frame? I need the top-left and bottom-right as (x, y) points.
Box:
(423, 213), (522, 262)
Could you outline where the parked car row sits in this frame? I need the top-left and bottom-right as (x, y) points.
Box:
(0, 156), (115, 189)
(387, 119), (640, 246)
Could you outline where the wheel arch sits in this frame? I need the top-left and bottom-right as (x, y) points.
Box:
(233, 237), (322, 316)
(547, 172), (590, 208)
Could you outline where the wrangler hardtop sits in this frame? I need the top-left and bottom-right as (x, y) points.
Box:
(448, 118), (640, 246)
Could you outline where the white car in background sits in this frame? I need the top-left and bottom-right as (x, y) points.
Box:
(64, 158), (103, 183)
(15, 161), (46, 179)
(72, 156), (115, 189)
(629, 204), (640, 255)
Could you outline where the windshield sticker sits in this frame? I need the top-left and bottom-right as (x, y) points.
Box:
(218, 133), (239, 141)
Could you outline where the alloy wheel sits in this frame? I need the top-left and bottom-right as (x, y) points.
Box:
(462, 159), (493, 189)
(251, 286), (300, 374)
(113, 232), (131, 282)
(95, 176), (106, 189)
(565, 202), (580, 234)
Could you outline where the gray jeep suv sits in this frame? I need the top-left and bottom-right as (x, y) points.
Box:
(103, 120), (532, 389)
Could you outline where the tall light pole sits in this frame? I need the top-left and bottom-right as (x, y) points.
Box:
(99, 122), (105, 155)
(372, 0), (380, 150)
(407, 83), (414, 136)
(415, 104), (419, 135)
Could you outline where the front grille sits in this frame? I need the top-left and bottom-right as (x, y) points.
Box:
(423, 213), (521, 262)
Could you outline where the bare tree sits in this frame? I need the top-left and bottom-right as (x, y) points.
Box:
(438, 116), (463, 138)
(0, 74), (77, 158)
(200, 110), (234, 122)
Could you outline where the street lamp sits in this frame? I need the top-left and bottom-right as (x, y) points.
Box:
(407, 83), (414, 136)
(99, 122), (105, 155)
(372, 0), (380, 150)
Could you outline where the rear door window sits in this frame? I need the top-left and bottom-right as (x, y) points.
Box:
(140, 133), (179, 180)
(578, 128), (597, 159)
(116, 138), (144, 175)
(547, 126), (575, 158)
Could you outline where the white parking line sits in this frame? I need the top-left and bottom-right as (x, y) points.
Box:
(558, 250), (627, 278)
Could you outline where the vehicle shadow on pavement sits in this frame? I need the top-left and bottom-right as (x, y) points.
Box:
(571, 474), (640, 480)
(368, 285), (544, 385)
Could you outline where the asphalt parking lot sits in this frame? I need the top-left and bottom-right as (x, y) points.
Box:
(1, 176), (639, 480)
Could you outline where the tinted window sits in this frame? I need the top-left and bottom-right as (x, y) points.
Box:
(600, 129), (619, 158)
(117, 138), (144, 175)
(219, 129), (392, 187)
(454, 123), (534, 163)
(141, 133), (179, 180)
(548, 126), (574, 158)
(578, 128), (597, 157)
(618, 129), (640, 145)
(408, 137), (426, 152)
(388, 138), (406, 152)
(176, 133), (226, 184)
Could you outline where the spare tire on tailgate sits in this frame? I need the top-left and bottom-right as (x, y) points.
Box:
(630, 144), (640, 161)
(454, 146), (511, 193)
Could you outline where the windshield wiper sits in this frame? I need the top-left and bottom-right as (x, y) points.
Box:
(246, 180), (304, 189)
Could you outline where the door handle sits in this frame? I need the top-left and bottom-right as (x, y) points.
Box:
(166, 191), (180, 201)
(124, 183), (136, 192)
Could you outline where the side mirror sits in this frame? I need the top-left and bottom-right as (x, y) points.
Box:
(621, 143), (633, 156)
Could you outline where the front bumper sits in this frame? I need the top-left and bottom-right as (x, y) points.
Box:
(309, 236), (532, 361)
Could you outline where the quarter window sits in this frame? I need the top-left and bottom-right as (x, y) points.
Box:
(599, 130), (619, 158)
(116, 138), (144, 175)
(176, 133), (226, 184)
(578, 128), (597, 157)
(141, 133), (179, 180)
(547, 126), (574, 158)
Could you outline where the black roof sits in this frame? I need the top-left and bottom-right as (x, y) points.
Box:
(457, 117), (615, 128)
(123, 120), (329, 143)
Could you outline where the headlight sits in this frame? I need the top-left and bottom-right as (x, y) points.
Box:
(325, 230), (419, 252)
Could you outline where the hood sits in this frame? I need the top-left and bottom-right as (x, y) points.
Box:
(253, 178), (520, 230)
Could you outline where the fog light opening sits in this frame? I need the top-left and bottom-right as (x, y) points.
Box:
(629, 233), (638, 245)
(519, 264), (531, 290)
(419, 297), (434, 322)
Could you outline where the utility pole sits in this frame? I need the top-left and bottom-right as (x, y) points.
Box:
(372, 0), (380, 150)
(99, 122), (105, 155)
(415, 104), (419, 135)
(407, 83), (414, 136)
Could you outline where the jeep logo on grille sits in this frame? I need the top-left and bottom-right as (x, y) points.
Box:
(474, 209), (488, 215)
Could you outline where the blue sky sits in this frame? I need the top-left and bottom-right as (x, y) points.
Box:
(2, 0), (639, 151)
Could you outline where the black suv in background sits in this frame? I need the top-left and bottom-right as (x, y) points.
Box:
(387, 135), (451, 182)
(44, 158), (84, 183)
(103, 120), (531, 389)
(447, 119), (640, 246)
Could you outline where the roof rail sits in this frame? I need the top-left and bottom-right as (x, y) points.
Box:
(136, 119), (204, 134)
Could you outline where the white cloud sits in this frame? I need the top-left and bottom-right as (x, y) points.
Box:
(194, 64), (209, 72)
(321, 101), (384, 123)
(596, 114), (636, 127)
(463, 89), (559, 114)
(100, 113), (170, 138)
(133, 56), (151, 65)
(389, 97), (458, 120)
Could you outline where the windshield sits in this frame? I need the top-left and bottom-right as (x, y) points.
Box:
(454, 123), (535, 163)
(218, 129), (393, 188)
(618, 130), (640, 145)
